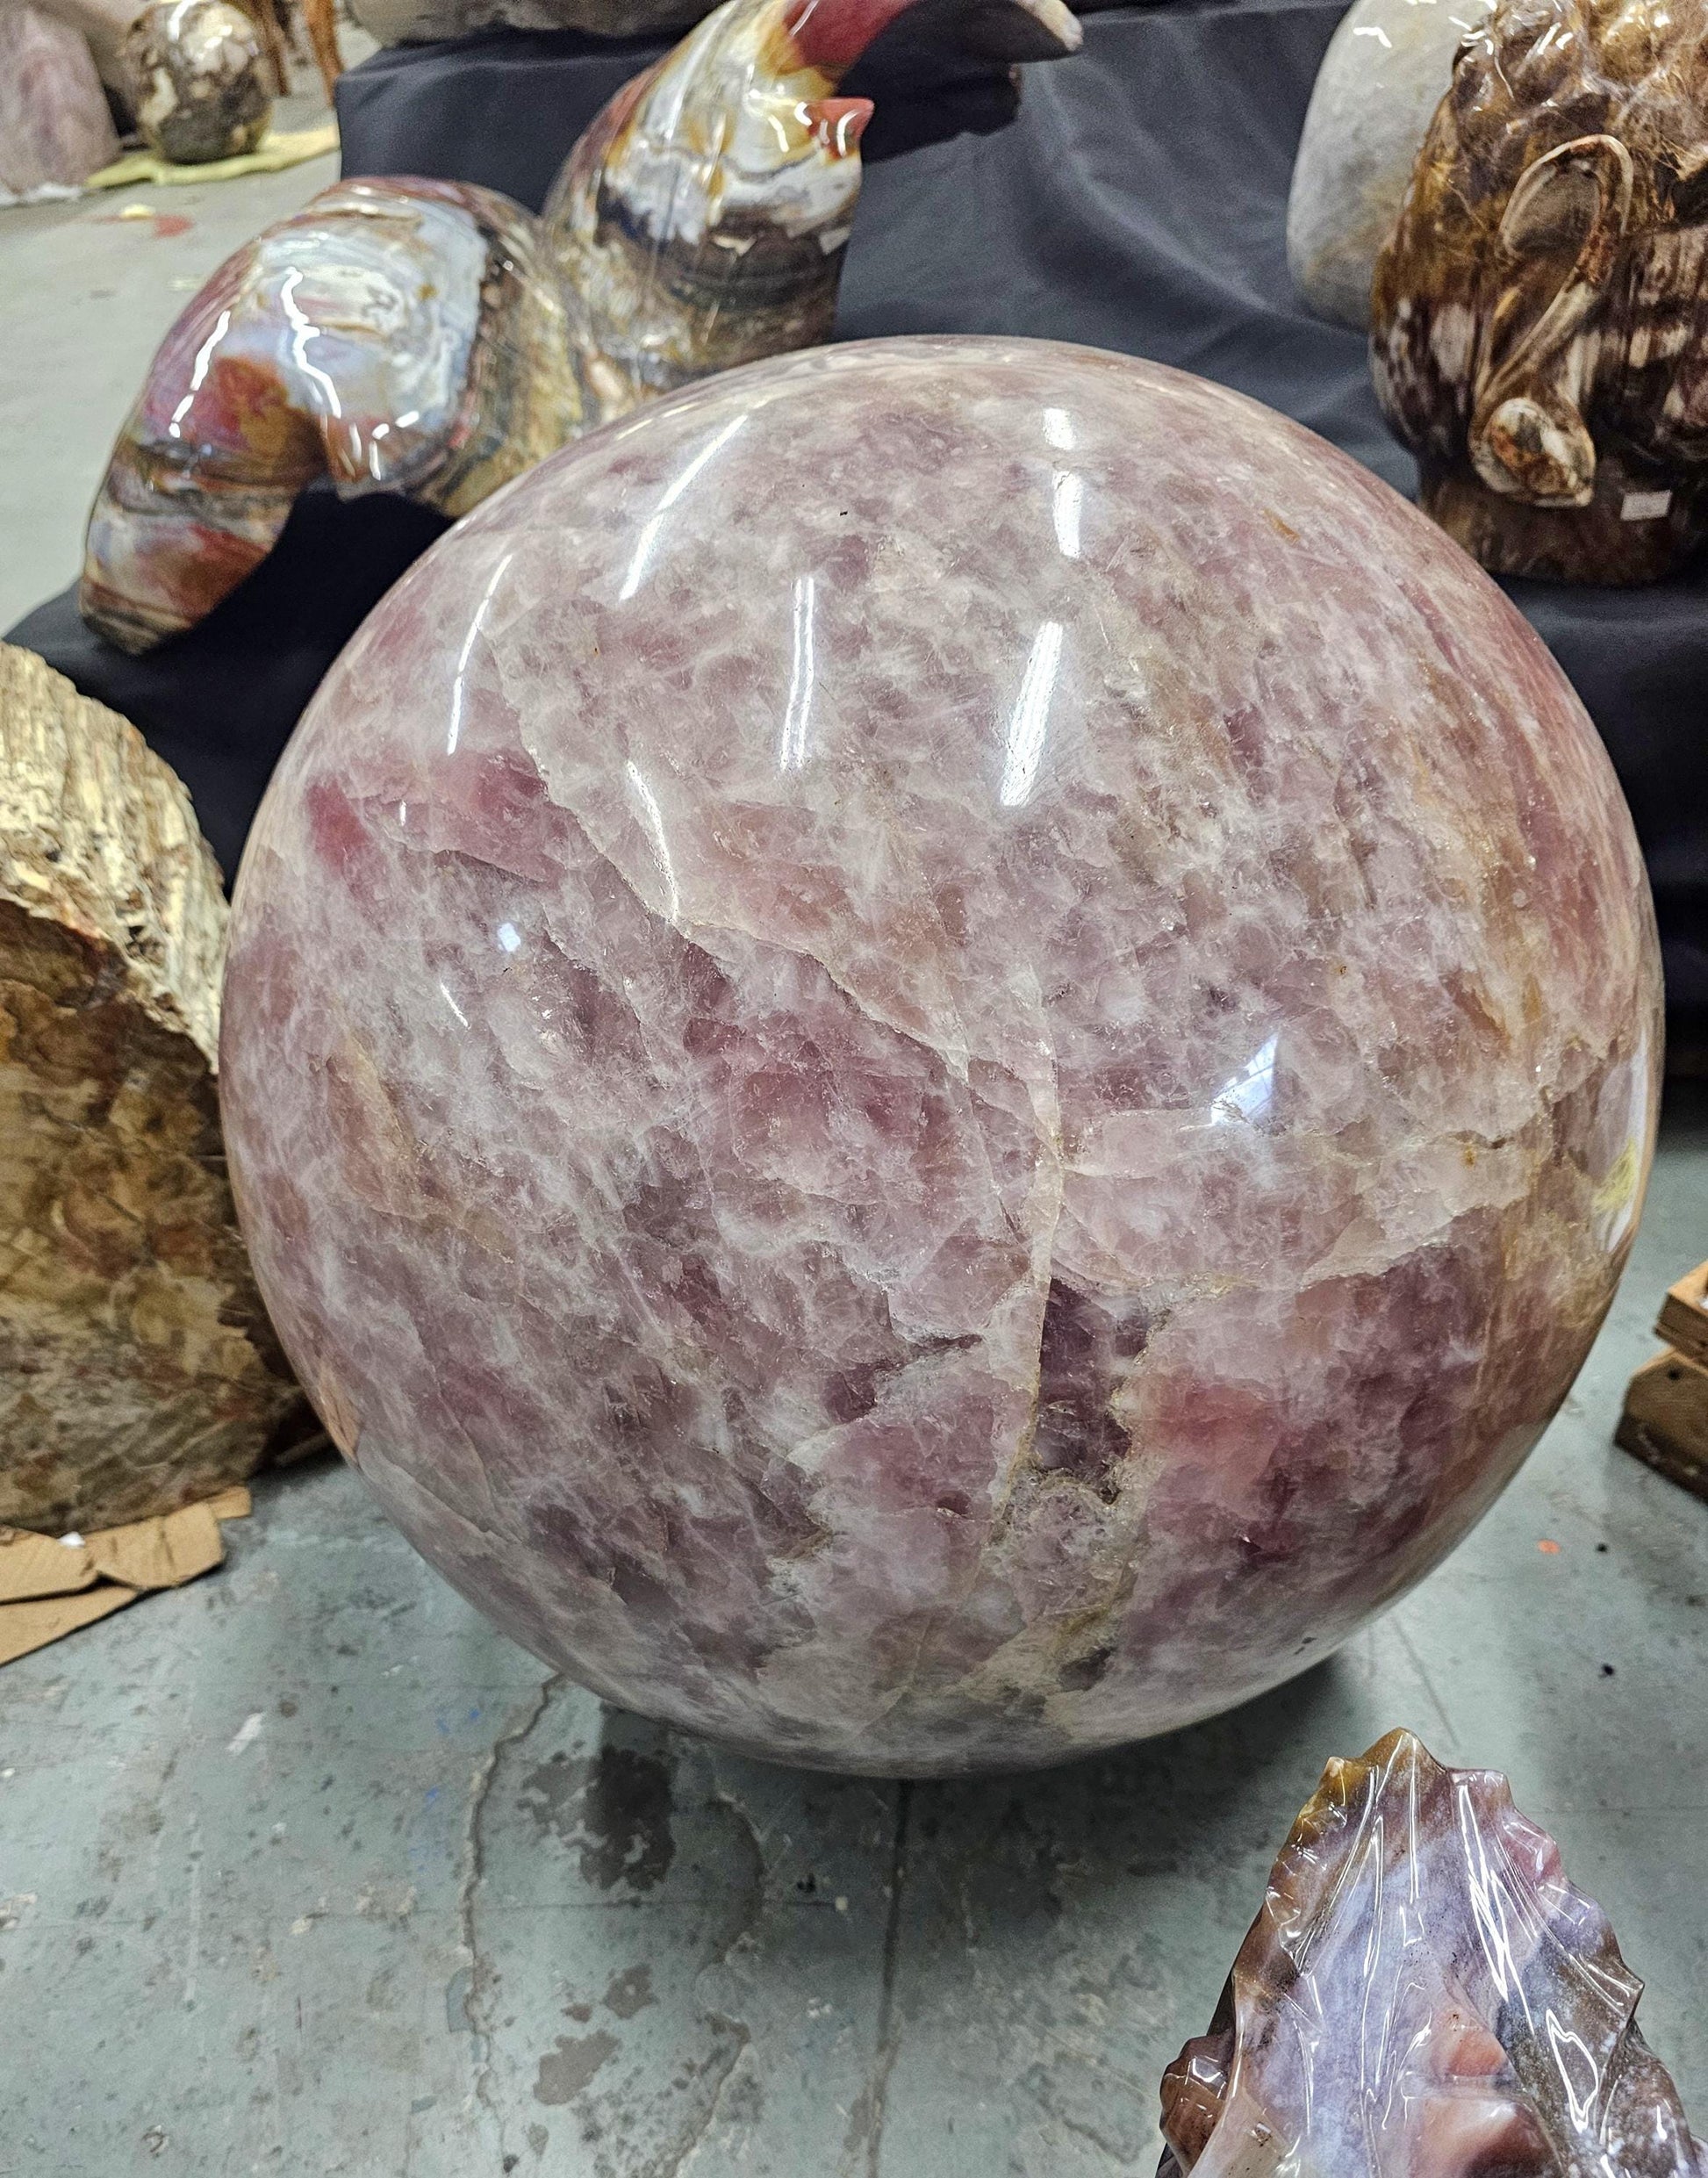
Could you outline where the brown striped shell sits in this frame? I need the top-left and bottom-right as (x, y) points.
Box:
(1372, 0), (1708, 583)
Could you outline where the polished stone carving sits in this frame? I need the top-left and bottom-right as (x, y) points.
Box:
(1374, 0), (1708, 583)
(347, 0), (712, 40)
(80, 0), (1075, 653)
(543, 0), (1075, 425)
(219, 335), (1660, 1776)
(80, 179), (577, 655)
(1287, 0), (1493, 329)
(343, 0), (1075, 51)
(122, 0), (272, 166)
(1160, 1730), (1705, 2178)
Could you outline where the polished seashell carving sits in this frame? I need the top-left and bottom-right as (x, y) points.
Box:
(543, 0), (1076, 426)
(1373, 0), (1708, 584)
(123, 0), (272, 167)
(79, 0), (1078, 653)
(1287, 0), (1493, 329)
(80, 180), (577, 654)
(343, 0), (1077, 54)
(1159, 1730), (1704, 2178)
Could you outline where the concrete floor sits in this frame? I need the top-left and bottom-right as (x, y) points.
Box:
(2, 83), (1708, 2178)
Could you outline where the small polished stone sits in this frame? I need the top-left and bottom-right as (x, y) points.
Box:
(221, 337), (1661, 1776)
(124, 0), (270, 167)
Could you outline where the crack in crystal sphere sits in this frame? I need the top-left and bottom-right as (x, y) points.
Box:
(221, 337), (1661, 1776)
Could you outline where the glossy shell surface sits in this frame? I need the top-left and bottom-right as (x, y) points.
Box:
(542, 0), (1078, 426)
(221, 337), (1660, 1776)
(1374, 0), (1708, 582)
(80, 178), (577, 654)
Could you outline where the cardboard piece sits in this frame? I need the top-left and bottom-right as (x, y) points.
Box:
(0, 1490), (252, 1669)
(85, 1501), (225, 1591)
(0, 1528), (99, 1603)
(0, 1585), (137, 1668)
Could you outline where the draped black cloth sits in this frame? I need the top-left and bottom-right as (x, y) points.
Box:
(11, 0), (1705, 1043)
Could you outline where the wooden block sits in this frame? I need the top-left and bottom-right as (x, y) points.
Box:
(1655, 1260), (1708, 1372)
(1616, 1348), (1708, 1502)
(0, 643), (306, 1534)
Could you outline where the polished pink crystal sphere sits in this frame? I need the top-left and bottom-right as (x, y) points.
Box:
(222, 338), (1661, 1776)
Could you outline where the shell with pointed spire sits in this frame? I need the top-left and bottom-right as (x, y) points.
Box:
(77, 178), (578, 655)
(540, 0), (1080, 426)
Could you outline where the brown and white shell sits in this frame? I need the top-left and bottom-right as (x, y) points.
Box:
(1373, 0), (1708, 584)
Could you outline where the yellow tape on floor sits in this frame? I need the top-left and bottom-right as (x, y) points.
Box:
(84, 124), (339, 191)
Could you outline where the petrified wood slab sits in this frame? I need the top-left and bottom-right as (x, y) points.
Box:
(0, 643), (304, 1534)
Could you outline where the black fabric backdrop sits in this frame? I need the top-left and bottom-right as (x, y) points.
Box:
(11, 0), (1706, 1039)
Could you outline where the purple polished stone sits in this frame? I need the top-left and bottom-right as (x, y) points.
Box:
(221, 337), (1661, 1776)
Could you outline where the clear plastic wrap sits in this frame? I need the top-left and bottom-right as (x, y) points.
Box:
(1161, 1730), (1704, 2178)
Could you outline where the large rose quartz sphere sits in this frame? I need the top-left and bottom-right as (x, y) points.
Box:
(222, 338), (1661, 1776)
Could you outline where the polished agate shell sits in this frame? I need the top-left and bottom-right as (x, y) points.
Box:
(1160, 1731), (1705, 2177)
(220, 337), (1661, 1777)
(1374, 0), (1708, 584)
(348, 0), (708, 36)
(542, 0), (1079, 427)
(80, 178), (577, 654)
(80, 0), (1073, 655)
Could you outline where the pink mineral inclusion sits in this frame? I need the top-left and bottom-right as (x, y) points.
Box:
(221, 337), (1661, 1776)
